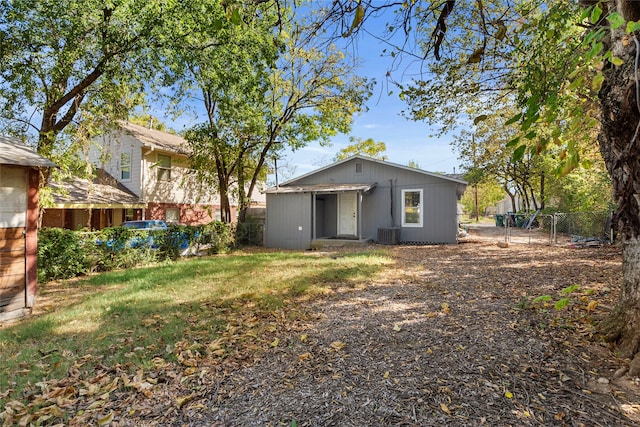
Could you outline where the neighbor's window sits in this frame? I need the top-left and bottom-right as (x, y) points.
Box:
(355, 162), (363, 174)
(402, 189), (423, 227)
(165, 207), (180, 223)
(120, 152), (131, 181)
(157, 154), (171, 182)
(124, 208), (135, 221)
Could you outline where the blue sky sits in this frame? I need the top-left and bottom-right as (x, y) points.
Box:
(152, 8), (463, 181)
(288, 49), (460, 177)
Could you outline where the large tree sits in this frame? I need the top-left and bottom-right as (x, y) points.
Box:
(334, 136), (388, 161)
(584, 1), (640, 369)
(0, 0), (188, 164)
(320, 0), (640, 366)
(172, 3), (371, 222)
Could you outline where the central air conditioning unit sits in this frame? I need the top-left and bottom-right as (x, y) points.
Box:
(377, 227), (400, 245)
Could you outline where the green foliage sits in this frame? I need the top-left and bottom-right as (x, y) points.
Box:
(460, 181), (504, 217)
(38, 222), (240, 283)
(531, 285), (582, 311)
(175, 4), (372, 221)
(0, 0), (184, 156)
(197, 221), (235, 254)
(335, 137), (388, 161)
(235, 217), (264, 246)
(1, 249), (391, 420)
(38, 228), (93, 282)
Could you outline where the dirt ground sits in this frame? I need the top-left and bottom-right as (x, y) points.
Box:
(157, 225), (638, 427)
(21, 225), (640, 426)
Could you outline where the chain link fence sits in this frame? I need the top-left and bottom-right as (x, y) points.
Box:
(551, 211), (614, 245)
(235, 221), (264, 246)
(495, 211), (614, 245)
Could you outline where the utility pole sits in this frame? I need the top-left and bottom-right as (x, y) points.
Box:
(274, 156), (279, 189)
(472, 134), (479, 222)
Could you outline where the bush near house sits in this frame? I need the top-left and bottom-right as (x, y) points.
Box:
(37, 221), (258, 283)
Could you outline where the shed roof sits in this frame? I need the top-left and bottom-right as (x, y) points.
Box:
(265, 183), (377, 194)
(49, 169), (144, 208)
(0, 136), (56, 168)
(118, 121), (190, 155)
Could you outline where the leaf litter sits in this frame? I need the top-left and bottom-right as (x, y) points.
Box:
(2, 226), (640, 426)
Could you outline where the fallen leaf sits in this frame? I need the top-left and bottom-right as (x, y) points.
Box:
(300, 333), (308, 342)
(440, 402), (451, 415)
(330, 341), (346, 351)
(383, 371), (390, 379)
(270, 338), (279, 347)
(393, 323), (402, 332)
(505, 390), (513, 399)
(586, 300), (598, 311)
(97, 411), (114, 426)
(298, 352), (312, 361)
(176, 393), (195, 409)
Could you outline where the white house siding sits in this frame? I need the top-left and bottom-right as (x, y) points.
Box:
(90, 128), (220, 206)
(141, 151), (219, 205)
(90, 131), (143, 198)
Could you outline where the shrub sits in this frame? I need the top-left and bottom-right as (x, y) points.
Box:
(196, 221), (234, 254)
(235, 218), (263, 246)
(38, 221), (243, 283)
(38, 228), (93, 282)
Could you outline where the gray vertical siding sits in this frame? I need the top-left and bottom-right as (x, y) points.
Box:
(265, 192), (312, 249)
(293, 158), (460, 244)
(266, 157), (465, 247)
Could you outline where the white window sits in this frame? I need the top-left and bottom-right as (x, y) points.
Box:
(402, 189), (423, 227)
(157, 154), (171, 182)
(120, 152), (131, 181)
(165, 208), (180, 224)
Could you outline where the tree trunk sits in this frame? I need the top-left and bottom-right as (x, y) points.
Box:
(596, 0), (640, 364)
(540, 172), (545, 210)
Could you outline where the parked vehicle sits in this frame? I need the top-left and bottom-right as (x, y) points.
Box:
(97, 220), (190, 253)
(122, 220), (167, 230)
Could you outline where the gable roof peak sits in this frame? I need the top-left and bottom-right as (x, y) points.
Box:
(281, 154), (467, 186)
(117, 121), (190, 155)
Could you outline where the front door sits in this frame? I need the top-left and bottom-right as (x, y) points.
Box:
(338, 192), (357, 236)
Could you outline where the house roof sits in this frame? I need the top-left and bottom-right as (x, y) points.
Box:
(118, 121), (190, 155)
(49, 169), (145, 209)
(0, 136), (56, 168)
(280, 155), (468, 186)
(265, 183), (377, 194)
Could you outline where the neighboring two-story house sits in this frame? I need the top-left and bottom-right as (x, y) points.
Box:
(43, 121), (260, 229)
(93, 121), (228, 226)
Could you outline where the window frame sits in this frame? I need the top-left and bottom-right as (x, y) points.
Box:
(355, 162), (363, 174)
(401, 188), (423, 227)
(165, 207), (180, 224)
(157, 154), (172, 182)
(120, 151), (131, 181)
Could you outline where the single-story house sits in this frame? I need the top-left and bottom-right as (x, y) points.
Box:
(264, 155), (467, 249)
(0, 136), (55, 322)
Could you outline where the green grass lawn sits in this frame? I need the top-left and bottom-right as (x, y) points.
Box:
(0, 249), (392, 423)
